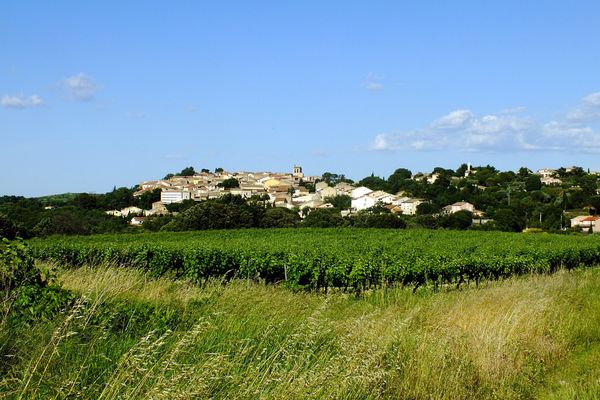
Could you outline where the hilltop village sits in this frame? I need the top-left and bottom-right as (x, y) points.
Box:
(103, 164), (600, 233)
(3, 163), (600, 238)
(124, 166), (428, 220)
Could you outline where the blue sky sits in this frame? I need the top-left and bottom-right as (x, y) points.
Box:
(2, 1), (600, 196)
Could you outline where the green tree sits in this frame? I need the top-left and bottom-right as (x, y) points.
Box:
(353, 213), (406, 229)
(388, 168), (412, 193)
(321, 172), (354, 186)
(525, 175), (542, 191)
(358, 174), (390, 192)
(324, 195), (351, 210)
(493, 208), (525, 232)
(179, 166), (195, 176)
(218, 178), (240, 189)
(303, 209), (348, 227)
(0, 214), (20, 239)
(136, 188), (162, 210)
(578, 175), (598, 197)
(261, 207), (300, 228)
(440, 210), (472, 230)
(455, 163), (468, 177)
(416, 202), (440, 215)
(518, 167), (531, 178)
(73, 193), (98, 210)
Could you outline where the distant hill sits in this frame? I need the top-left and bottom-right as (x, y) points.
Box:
(35, 193), (82, 205)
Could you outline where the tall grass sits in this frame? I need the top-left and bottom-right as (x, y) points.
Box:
(1, 264), (599, 399)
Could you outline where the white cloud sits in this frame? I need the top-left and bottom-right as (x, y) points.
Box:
(370, 91), (600, 154)
(1, 94), (44, 108)
(566, 91), (600, 123)
(364, 72), (384, 91)
(431, 109), (473, 129)
(62, 73), (101, 101)
(539, 121), (600, 150)
(371, 108), (534, 152)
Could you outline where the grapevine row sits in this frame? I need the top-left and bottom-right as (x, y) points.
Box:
(28, 229), (600, 291)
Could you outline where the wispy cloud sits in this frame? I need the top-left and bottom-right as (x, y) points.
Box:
(566, 91), (600, 123)
(370, 91), (600, 153)
(364, 72), (384, 92)
(431, 109), (473, 129)
(62, 73), (102, 101)
(1, 94), (44, 108)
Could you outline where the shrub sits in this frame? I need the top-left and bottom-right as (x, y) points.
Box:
(1, 238), (73, 325)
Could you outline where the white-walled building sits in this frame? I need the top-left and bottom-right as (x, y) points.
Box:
(536, 168), (557, 178)
(351, 186), (373, 199)
(161, 189), (192, 204)
(351, 195), (377, 211)
(571, 215), (600, 232)
(368, 190), (396, 204)
(120, 206), (144, 216)
(541, 176), (562, 185)
(444, 201), (475, 214)
(399, 199), (424, 215)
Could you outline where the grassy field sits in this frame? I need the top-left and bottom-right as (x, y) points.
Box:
(1, 263), (599, 399)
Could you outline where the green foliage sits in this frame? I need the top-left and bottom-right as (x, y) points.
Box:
(525, 175), (542, 191)
(180, 166), (195, 176)
(493, 208), (526, 232)
(136, 188), (161, 210)
(33, 207), (128, 237)
(165, 199), (197, 213)
(358, 174), (390, 192)
(387, 168), (412, 193)
(27, 228), (600, 292)
(217, 178), (240, 189)
(261, 207), (300, 228)
(299, 181), (316, 193)
(416, 202), (440, 215)
(1, 238), (39, 292)
(142, 215), (174, 232)
(352, 213), (406, 229)
(164, 195), (264, 231)
(439, 210), (473, 230)
(164, 166), (195, 179)
(303, 209), (348, 228)
(1, 238), (73, 325)
(321, 172), (353, 185)
(0, 214), (23, 240)
(324, 195), (352, 210)
(73, 193), (98, 210)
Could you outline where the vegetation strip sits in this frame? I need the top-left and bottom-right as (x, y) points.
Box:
(29, 229), (600, 291)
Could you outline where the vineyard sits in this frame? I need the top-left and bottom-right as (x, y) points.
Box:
(29, 229), (600, 291)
